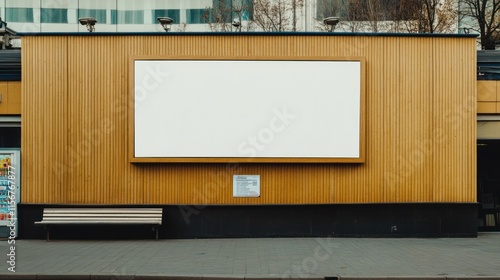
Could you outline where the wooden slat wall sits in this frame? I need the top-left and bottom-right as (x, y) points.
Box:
(432, 38), (477, 202)
(0, 81), (22, 114)
(477, 81), (500, 113)
(22, 37), (68, 203)
(21, 35), (477, 205)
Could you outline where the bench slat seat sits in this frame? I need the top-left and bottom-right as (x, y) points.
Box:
(34, 208), (163, 240)
(38, 219), (162, 222)
(42, 208), (163, 213)
(36, 220), (162, 224)
(40, 213), (162, 217)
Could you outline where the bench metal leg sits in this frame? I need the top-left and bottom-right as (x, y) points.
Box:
(46, 226), (50, 241)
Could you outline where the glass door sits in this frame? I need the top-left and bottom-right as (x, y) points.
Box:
(477, 140), (500, 231)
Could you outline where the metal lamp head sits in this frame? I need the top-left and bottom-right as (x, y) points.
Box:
(323, 17), (340, 32)
(157, 17), (174, 32)
(79, 17), (97, 32)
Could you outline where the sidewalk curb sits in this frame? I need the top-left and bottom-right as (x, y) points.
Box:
(1, 275), (500, 280)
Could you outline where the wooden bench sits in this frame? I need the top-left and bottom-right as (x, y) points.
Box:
(34, 208), (163, 241)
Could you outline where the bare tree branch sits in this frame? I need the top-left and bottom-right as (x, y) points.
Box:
(461, 0), (500, 49)
(203, 0), (252, 32)
(253, 0), (303, 31)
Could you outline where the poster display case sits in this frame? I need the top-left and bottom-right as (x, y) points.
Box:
(0, 149), (20, 237)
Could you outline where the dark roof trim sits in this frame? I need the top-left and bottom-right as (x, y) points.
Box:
(17, 31), (478, 38)
(478, 50), (500, 63)
(477, 50), (500, 80)
(0, 49), (21, 81)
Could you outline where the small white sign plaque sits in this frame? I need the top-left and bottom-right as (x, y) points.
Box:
(233, 175), (260, 197)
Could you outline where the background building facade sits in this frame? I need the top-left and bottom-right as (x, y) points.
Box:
(0, 0), (465, 34)
(0, 0), (307, 32)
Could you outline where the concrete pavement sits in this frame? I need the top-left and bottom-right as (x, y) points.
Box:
(1, 233), (500, 279)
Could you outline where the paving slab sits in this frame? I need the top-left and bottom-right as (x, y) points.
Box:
(0, 233), (500, 279)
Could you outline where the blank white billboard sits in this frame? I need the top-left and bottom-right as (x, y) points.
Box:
(133, 59), (363, 162)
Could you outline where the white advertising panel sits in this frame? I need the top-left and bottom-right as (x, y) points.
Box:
(133, 59), (362, 161)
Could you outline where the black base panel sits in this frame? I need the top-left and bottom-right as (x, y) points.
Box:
(17, 203), (479, 239)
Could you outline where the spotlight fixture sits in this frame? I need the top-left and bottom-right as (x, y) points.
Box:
(323, 17), (340, 32)
(0, 18), (19, 49)
(157, 17), (174, 32)
(232, 19), (241, 32)
(79, 17), (97, 32)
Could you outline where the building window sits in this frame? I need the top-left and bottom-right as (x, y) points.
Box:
(152, 10), (180, 24)
(316, 0), (343, 20)
(41, 8), (68, 23)
(5, 8), (34, 23)
(201, 0), (253, 24)
(316, 0), (419, 21)
(186, 9), (206, 24)
(234, 0), (253, 21)
(111, 10), (144, 24)
(78, 9), (107, 24)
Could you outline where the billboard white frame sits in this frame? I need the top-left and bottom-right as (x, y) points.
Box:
(130, 57), (365, 163)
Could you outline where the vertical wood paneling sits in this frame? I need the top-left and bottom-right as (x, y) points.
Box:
(0, 81), (22, 114)
(477, 81), (500, 113)
(21, 35), (477, 205)
(21, 36), (68, 204)
(432, 38), (477, 202)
